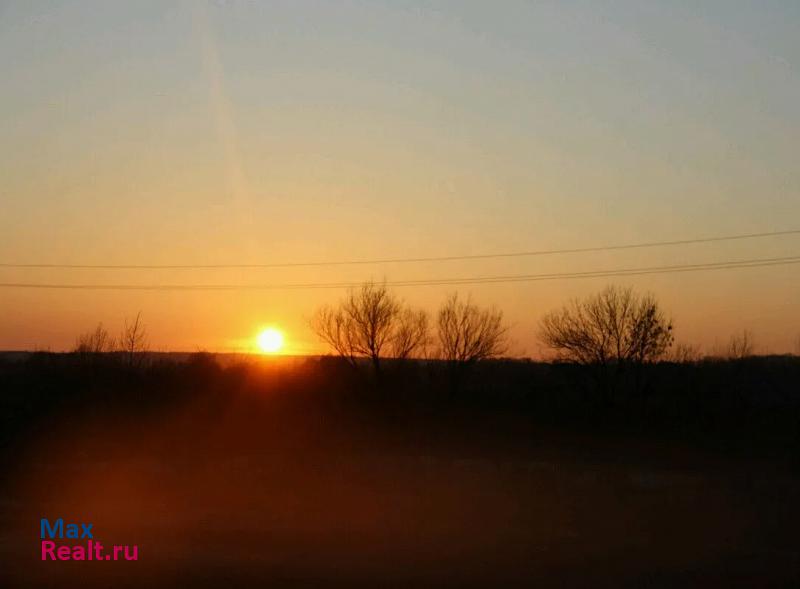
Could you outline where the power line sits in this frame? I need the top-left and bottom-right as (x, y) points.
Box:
(1, 254), (798, 291)
(1, 229), (798, 270)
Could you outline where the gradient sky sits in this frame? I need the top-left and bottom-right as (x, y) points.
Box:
(1, 0), (799, 355)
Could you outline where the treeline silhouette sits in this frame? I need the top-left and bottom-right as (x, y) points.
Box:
(2, 283), (799, 463)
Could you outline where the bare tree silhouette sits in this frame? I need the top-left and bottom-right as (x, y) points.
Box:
(73, 323), (115, 355)
(436, 293), (507, 393)
(120, 312), (148, 368)
(437, 293), (507, 363)
(393, 307), (430, 361)
(727, 329), (754, 360)
(310, 281), (428, 375)
(540, 285), (673, 402)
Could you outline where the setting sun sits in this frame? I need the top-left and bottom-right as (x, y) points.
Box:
(256, 328), (284, 354)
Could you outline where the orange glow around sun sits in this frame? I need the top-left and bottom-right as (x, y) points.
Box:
(256, 328), (284, 354)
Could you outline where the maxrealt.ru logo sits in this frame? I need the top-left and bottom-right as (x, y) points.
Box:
(40, 518), (139, 561)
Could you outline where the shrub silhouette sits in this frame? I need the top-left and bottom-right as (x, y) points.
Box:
(73, 323), (115, 355)
(727, 329), (755, 360)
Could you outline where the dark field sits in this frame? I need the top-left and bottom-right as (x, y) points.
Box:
(2, 353), (799, 587)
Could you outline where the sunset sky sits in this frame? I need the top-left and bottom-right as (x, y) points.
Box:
(1, 1), (799, 355)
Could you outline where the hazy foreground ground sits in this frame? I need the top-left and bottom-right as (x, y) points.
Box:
(1, 353), (799, 587)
